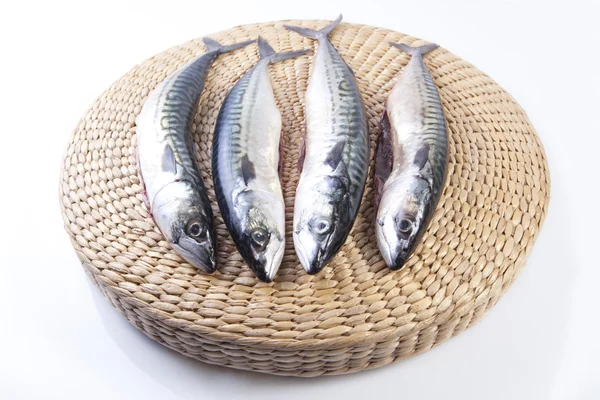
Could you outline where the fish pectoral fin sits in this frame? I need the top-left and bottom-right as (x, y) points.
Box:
(415, 171), (434, 189)
(374, 111), (393, 210)
(324, 141), (345, 170)
(241, 154), (256, 185)
(161, 144), (178, 175)
(375, 111), (393, 181)
(414, 143), (430, 170)
(278, 136), (284, 178)
(374, 176), (385, 211)
(297, 137), (306, 172)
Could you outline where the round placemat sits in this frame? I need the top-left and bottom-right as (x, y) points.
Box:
(59, 19), (550, 376)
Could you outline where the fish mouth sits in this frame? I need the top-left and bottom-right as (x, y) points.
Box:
(378, 237), (395, 268)
(306, 245), (332, 275)
(306, 256), (326, 275)
(173, 239), (216, 273)
(265, 241), (285, 282)
(389, 249), (410, 270)
(247, 259), (276, 283)
(377, 222), (410, 270)
(384, 237), (411, 271)
(249, 263), (272, 283)
(244, 240), (285, 283)
(293, 229), (331, 275)
(294, 235), (311, 273)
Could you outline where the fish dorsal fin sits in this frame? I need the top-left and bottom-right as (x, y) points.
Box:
(241, 154), (256, 185)
(414, 143), (430, 170)
(161, 144), (178, 175)
(324, 141), (345, 169)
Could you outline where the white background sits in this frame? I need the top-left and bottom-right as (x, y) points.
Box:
(0, 0), (598, 399)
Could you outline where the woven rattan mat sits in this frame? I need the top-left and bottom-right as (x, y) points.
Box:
(59, 19), (550, 376)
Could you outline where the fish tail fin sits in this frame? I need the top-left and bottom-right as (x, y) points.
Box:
(390, 42), (439, 56)
(257, 36), (309, 63)
(257, 36), (276, 58)
(318, 14), (343, 36)
(284, 14), (342, 40)
(202, 37), (254, 54)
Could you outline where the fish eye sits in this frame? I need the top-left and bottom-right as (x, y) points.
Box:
(310, 218), (333, 236)
(395, 217), (414, 235)
(186, 219), (205, 238)
(250, 228), (270, 252)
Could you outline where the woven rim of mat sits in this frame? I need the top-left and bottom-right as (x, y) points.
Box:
(59, 19), (550, 376)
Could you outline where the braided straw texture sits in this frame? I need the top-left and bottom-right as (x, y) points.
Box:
(59, 20), (550, 376)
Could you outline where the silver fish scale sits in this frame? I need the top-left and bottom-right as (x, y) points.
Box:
(307, 40), (369, 201)
(391, 54), (447, 196)
(374, 46), (449, 271)
(212, 54), (286, 282)
(153, 53), (217, 185)
(214, 63), (263, 192)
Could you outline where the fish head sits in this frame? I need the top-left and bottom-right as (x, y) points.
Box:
(235, 190), (285, 283)
(376, 175), (432, 270)
(293, 175), (351, 274)
(152, 181), (216, 273)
